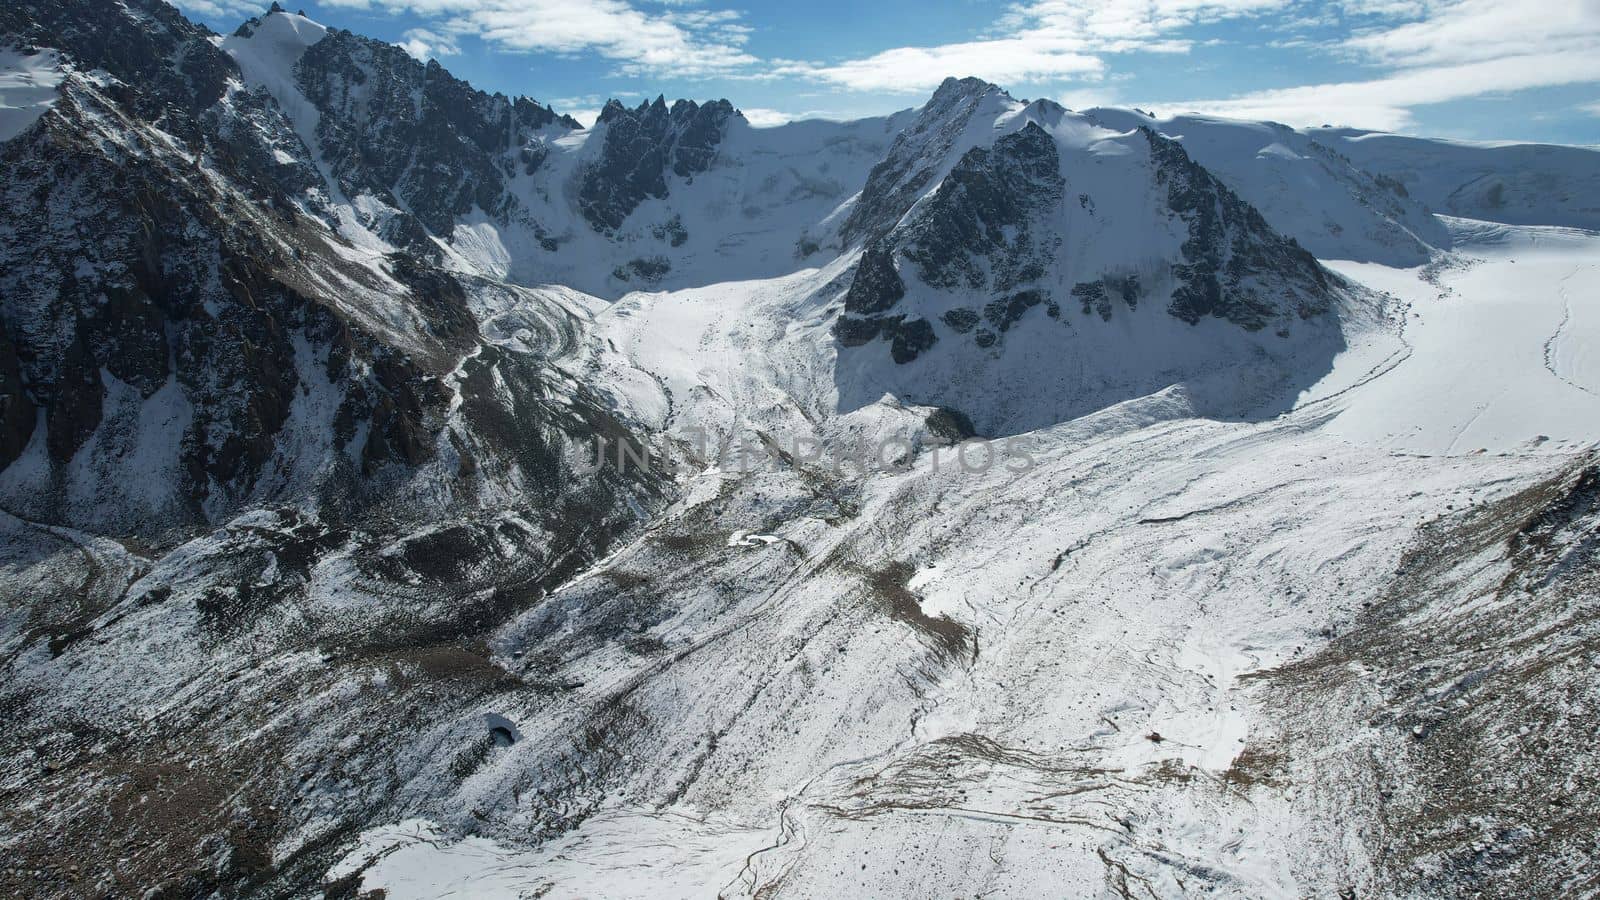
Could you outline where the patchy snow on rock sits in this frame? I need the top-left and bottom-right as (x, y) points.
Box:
(1086, 107), (1452, 266)
(8, 4), (1600, 895)
(331, 812), (769, 899)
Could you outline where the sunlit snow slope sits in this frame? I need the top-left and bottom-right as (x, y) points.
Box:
(7, 4), (1600, 898)
(330, 223), (1600, 898)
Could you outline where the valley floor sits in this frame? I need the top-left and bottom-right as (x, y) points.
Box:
(323, 221), (1600, 897)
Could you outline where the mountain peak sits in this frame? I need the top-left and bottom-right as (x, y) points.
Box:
(930, 76), (1009, 105)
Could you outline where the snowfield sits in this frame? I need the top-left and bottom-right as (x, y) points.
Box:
(0, 46), (63, 142)
(328, 224), (1600, 898)
(6, 5), (1600, 897)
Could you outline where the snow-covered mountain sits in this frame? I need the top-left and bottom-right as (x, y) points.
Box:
(4, 3), (1600, 899)
(1086, 108), (1453, 265)
(825, 84), (1365, 433)
(1311, 126), (1600, 232)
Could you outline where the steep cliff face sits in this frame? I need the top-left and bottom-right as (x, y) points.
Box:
(1086, 108), (1452, 266)
(0, 0), (660, 538)
(0, 0), (231, 135)
(221, 7), (581, 258)
(840, 76), (1016, 248)
(900, 121), (1066, 295)
(831, 88), (1349, 393)
(577, 96), (740, 233)
(1143, 127), (1333, 331)
(290, 27), (578, 237)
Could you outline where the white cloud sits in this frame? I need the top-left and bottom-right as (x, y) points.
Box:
(172, 0), (259, 18)
(999, 0), (1292, 45)
(776, 38), (1104, 94)
(398, 27), (459, 60)
(780, 0), (1293, 93)
(1583, 101), (1600, 118)
(1342, 0), (1600, 68)
(738, 107), (792, 127)
(1179, 50), (1600, 131)
(319, 0), (757, 77)
(1178, 0), (1600, 131)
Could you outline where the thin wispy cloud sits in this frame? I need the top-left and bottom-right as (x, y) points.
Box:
(398, 27), (458, 60)
(317, 0), (758, 77)
(1180, 0), (1600, 130)
(1182, 51), (1600, 131)
(168, 0), (1600, 141)
(776, 0), (1292, 94)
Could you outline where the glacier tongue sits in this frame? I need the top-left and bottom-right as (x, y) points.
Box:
(326, 223), (1600, 899)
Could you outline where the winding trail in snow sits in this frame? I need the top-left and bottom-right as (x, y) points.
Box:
(1542, 266), (1599, 398)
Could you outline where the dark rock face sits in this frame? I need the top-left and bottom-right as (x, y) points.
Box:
(294, 29), (578, 238)
(901, 122), (1064, 294)
(889, 318), (937, 364)
(940, 308), (980, 333)
(923, 407), (977, 443)
(611, 256), (672, 285)
(1070, 277), (1137, 321)
(1143, 129), (1332, 330)
(840, 121), (1067, 357)
(843, 243), (907, 314)
(0, 0), (232, 142)
(668, 98), (732, 177)
(0, 0), (655, 536)
(842, 77), (1012, 247)
(652, 215), (688, 247)
(577, 96), (738, 232)
(0, 321), (33, 470)
(834, 315), (883, 347)
(1071, 282), (1110, 320)
(983, 289), (1050, 332)
(836, 241), (931, 362)
(0, 85), (446, 515)
(834, 97), (1340, 370)
(831, 315), (937, 363)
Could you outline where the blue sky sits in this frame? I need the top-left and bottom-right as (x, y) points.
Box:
(181, 0), (1600, 144)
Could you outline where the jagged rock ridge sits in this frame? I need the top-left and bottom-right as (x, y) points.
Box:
(577, 95), (741, 233)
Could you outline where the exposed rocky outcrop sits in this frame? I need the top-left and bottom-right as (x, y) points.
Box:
(833, 314), (938, 364)
(293, 26), (579, 237)
(843, 242), (906, 315)
(577, 96), (740, 233)
(840, 77), (1013, 247)
(0, 0), (232, 140)
(1071, 276), (1137, 321)
(984, 289), (1057, 331)
(1144, 128), (1333, 331)
(0, 0), (659, 538)
(900, 122), (1064, 293)
(831, 84), (1346, 371)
